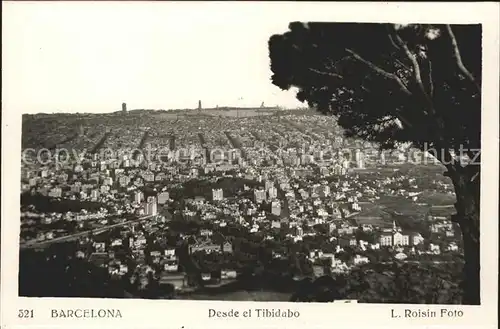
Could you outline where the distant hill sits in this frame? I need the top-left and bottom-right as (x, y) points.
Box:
(22, 106), (313, 117)
(201, 106), (281, 111)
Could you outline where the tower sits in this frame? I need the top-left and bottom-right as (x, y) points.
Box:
(146, 196), (157, 216)
(122, 102), (127, 113)
(380, 150), (386, 164)
(198, 100), (202, 111)
(355, 149), (364, 169)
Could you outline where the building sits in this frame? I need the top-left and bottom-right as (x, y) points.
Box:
(430, 220), (453, 233)
(122, 102), (127, 113)
(90, 189), (100, 201)
(212, 188), (223, 201)
(221, 269), (237, 280)
(319, 166), (330, 177)
(222, 241), (233, 253)
(337, 223), (356, 235)
(119, 175), (130, 187)
(312, 265), (325, 278)
(146, 196), (158, 216)
(379, 221), (415, 246)
(189, 239), (221, 254)
(327, 222), (336, 234)
(321, 185), (331, 198)
(265, 181), (274, 191)
(48, 187), (62, 198)
(142, 171), (154, 182)
(93, 242), (106, 253)
(331, 207), (342, 219)
(379, 233), (393, 246)
(353, 255), (370, 265)
(163, 260), (179, 272)
(380, 151), (386, 164)
(157, 191), (170, 205)
(354, 149), (365, 169)
(254, 189), (266, 203)
(268, 186), (278, 200)
(412, 233), (424, 245)
(135, 191), (144, 204)
(271, 201), (281, 216)
(393, 231), (410, 246)
(164, 248), (176, 259)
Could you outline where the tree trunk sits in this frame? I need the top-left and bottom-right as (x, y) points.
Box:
(448, 168), (480, 305)
(460, 219), (480, 304)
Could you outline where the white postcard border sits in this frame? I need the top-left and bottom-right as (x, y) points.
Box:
(2, 2), (499, 329)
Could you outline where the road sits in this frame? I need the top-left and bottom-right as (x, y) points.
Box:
(379, 260), (459, 265)
(20, 214), (155, 250)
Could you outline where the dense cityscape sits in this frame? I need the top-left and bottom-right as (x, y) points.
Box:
(19, 106), (464, 303)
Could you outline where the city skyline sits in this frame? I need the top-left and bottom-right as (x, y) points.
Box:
(3, 2), (497, 325)
(17, 108), (471, 304)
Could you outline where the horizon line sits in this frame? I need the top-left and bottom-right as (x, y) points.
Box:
(23, 105), (311, 116)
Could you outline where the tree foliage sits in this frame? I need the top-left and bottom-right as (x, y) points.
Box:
(269, 23), (480, 151)
(291, 262), (463, 304)
(269, 23), (482, 304)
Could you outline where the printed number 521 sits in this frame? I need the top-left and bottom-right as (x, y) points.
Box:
(18, 309), (34, 318)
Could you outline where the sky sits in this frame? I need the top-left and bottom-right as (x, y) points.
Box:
(3, 2), (493, 114)
(3, 3), (306, 114)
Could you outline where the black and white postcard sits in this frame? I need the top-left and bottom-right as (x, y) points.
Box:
(1, 2), (498, 329)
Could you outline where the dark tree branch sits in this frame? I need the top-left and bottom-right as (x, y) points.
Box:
(374, 115), (409, 131)
(377, 116), (399, 125)
(440, 150), (459, 175)
(308, 68), (343, 78)
(387, 33), (401, 50)
(428, 60), (434, 96)
(470, 171), (480, 183)
(393, 58), (411, 71)
(359, 85), (370, 93)
(391, 31), (436, 121)
(344, 74), (413, 130)
(446, 25), (481, 92)
(394, 112), (412, 129)
(325, 56), (352, 70)
(393, 34), (432, 106)
(344, 48), (412, 96)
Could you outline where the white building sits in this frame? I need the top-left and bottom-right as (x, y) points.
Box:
(353, 254), (369, 265)
(268, 187), (278, 200)
(212, 188), (223, 201)
(146, 196), (157, 216)
(134, 190), (144, 204)
(271, 201), (281, 216)
(254, 189), (266, 203)
(412, 233), (424, 245)
(157, 191), (170, 205)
